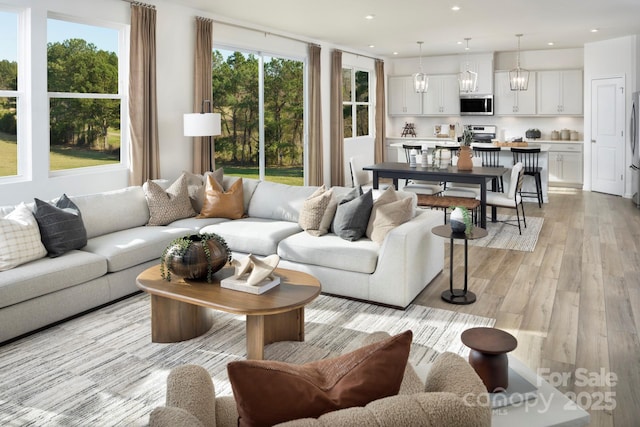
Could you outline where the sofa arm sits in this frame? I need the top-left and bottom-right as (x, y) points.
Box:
(161, 365), (217, 427)
(149, 406), (205, 427)
(425, 352), (489, 399)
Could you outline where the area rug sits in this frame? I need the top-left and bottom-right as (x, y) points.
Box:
(455, 214), (544, 252)
(0, 292), (494, 426)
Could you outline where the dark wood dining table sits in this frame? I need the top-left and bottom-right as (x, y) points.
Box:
(363, 162), (509, 228)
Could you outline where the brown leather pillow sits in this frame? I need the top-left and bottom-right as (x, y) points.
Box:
(197, 175), (244, 219)
(227, 330), (412, 427)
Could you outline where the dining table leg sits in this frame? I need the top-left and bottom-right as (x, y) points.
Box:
(479, 180), (487, 228)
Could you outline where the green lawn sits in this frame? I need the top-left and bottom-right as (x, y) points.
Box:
(220, 165), (303, 186)
(50, 146), (120, 170)
(0, 137), (17, 177)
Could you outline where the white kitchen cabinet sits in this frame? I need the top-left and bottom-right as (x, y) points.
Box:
(459, 54), (494, 94)
(423, 74), (460, 116)
(494, 70), (536, 115)
(537, 69), (583, 115)
(388, 75), (422, 115)
(548, 143), (583, 186)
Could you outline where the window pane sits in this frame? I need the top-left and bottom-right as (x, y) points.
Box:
(356, 105), (369, 137)
(355, 71), (369, 102)
(342, 68), (352, 102)
(49, 98), (120, 170)
(0, 12), (18, 90)
(0, 97), (17, 177)
(47, 19), (119, 93)
(343, 105), (352, 138)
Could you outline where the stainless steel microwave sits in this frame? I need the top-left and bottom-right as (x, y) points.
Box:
(460, 95), (494, 116)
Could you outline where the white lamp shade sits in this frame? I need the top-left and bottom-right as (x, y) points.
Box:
(183, 112), (221, 137)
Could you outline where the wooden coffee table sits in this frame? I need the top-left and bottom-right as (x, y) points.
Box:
(136, 264), (321, 360)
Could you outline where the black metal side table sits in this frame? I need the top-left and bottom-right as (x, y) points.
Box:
(432, 224), (488, 305)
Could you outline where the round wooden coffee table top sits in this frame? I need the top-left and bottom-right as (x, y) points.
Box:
(461, 327), (518, 355)
(137, 264), (321, 317)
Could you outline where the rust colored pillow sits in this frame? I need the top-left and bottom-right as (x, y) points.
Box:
(197, 175), (244, 219)
(227, 330), (412, 427)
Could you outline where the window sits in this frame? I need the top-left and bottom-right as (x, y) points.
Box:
(342, 68), (370, 138)
(0, 10), (19, 178)
(47, 16), (124, 172)
(212, 48), (304, 185)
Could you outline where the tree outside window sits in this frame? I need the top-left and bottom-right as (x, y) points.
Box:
(342, 68), (370, 139)
(0, 10), (19, 178)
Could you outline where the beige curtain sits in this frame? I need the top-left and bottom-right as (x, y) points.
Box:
(193, 17), (214, 173)
(129, 3), (160, 186)
(330, 50), (344, 187)
(375, 59), (386, 163)
(308, 44), (323, 186)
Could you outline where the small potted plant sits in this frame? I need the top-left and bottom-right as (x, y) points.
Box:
(457, 128), (474, 170)
(160, 232), (232, 283)
(449, 206), (473, 236)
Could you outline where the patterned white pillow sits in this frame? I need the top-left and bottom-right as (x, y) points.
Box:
(144, 173), (196, 226)
(0, 203), (47, 271)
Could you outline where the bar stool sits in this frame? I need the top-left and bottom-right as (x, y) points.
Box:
(511, 147), (543, 207)
(473, 146), (505, 193)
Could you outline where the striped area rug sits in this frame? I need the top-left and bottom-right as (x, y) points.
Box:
(459, 214), (544, 252)
(0, 293), (494, 426)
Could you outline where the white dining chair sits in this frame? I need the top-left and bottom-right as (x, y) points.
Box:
(484, 162), (526, 234)
(348, 156), (390, 191)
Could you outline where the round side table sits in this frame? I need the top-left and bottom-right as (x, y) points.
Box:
(431, 224), (488, 305)
(461, 327), (518, 392)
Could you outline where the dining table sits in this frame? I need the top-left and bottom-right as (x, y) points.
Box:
(363, 162), (509, 228)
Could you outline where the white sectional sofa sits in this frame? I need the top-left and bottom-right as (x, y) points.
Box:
(0, 178), (444, 343)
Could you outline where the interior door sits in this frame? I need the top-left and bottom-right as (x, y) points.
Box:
(591, 77), (625, 195)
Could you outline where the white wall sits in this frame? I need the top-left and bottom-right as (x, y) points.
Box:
(584, 35), (638, 196)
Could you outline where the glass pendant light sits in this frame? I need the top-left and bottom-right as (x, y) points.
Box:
(413, 41), (428, 93)
(509, 34), (530, 91)
(459, 38), (478, 93)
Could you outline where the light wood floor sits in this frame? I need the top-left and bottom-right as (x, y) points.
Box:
(413, 188), (640, 427)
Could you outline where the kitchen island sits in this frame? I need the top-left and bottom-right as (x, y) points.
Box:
(388, 140), (550, 204)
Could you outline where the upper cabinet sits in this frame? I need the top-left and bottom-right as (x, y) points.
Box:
(388, 75), (423, 115)
(494, 71), (537, 115)
(458, 53), (494, 95)
(536, 69), (583, 115)
(423, 74), (460, 116)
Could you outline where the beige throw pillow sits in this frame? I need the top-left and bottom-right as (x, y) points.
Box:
(0, 203), (47, 271)
(198, 176), (244, 219)
(183, 168), (224, 212)
(365, 186), (399, 238)
(370, 197), (413, 244)
(144, 173), (196, 226)
(298, 185), (334, 236)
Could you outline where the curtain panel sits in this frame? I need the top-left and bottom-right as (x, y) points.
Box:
(375, 59), (386, 163)
(129, 3), (160, 185)
(193, 18), (214, 173)
(330, 50), (344, 187)
(308, 44), (323, 186)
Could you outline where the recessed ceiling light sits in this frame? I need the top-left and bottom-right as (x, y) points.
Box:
(591, 28), (599, 33)
(365, 14), (375, 20)
(457, 41), (463, 45)
(548, 42), (555, 46)
(369, 44), (375, 48)
(451, 6), (460, 11)
(393, 52), (399, 55)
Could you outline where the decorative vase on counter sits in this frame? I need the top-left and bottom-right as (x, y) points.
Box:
(457, 146), (473, 171)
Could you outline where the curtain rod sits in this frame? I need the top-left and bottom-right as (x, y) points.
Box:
(121, 0), (156, 9)
(210, 18), (319, 48)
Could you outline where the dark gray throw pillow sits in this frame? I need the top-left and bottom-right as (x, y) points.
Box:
(33, 194), (88, 257)
(332, 188), (373, 241)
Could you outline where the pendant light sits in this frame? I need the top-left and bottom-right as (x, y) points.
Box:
(509, 34), (530, 91)
(459, 38), (478, 93)
(413, 41), (428, 93)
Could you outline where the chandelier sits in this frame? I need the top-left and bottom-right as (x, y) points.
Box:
(509, 34), (530, 91)
(413, 41), (428, 93)
(459, 38), (478, 93)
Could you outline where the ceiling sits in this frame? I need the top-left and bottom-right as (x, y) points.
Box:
(181, 0), (640, 58)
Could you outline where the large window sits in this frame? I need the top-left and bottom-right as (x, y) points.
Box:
(212, 48), (304, 185)
(0, 10), (19, 178)
(342, 68), (370, 138)
(47, 16), (124, 172)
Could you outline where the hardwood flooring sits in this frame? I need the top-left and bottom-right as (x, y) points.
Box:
(413, 188), (640, 427)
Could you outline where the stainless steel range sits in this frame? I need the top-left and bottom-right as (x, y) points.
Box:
(468, 125), (496, 143)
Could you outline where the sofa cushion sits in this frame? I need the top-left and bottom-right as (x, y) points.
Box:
(70, 186), (150, 238)
(332, 188), (373, 241)
(183, 168), (224, 212)
(277, 231), (379, 274)
(298, 186), (334, 237)
(33, 194), (88, 257)
(167, 216), (230, 231)
(82, 225), (192, 272)
(198, 176), (244, 220)
(144, 174), (196, 226)
(223, 176), (260, 214)
(0, 203), (47, 271)
(200, 218), (301, 256)
(248, 181), (317, 222)
(370, 197), (413, 244)
(0, 250), (107, 308)
(227, 330), (412, 427)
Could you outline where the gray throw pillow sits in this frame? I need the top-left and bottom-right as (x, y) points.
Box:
(33, 194), (87, 257)
(332, 188), (373, 241)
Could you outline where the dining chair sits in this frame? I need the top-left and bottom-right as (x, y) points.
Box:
(473, 146), (505, 192)
(511, 147), (543, 207)
(401, 144), (443, 195)
(348, 156), (390, 191)
(484, 162), (527, 234)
